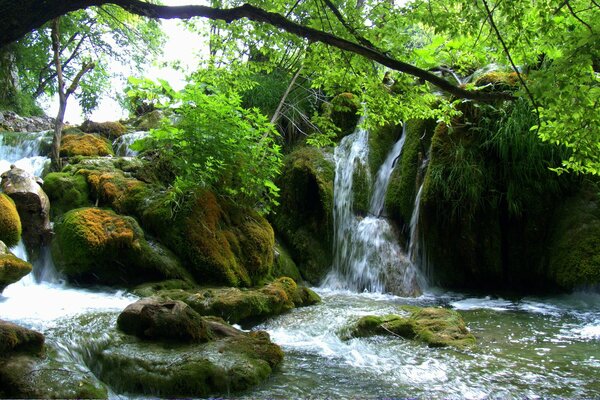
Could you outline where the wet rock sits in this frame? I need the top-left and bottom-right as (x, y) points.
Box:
(52, 207), (193, 287)
(0, 240), (32, 292)
(147, 277), (320, 326)
(341, 306), (476, 348)
(117, 298), (213, 342)
(0, 192), (21, 247)
(89, 308), (283, 397)
(0, 319), (44, 355)
(0, 166), (51, 249)
(0, 111), (55, 132)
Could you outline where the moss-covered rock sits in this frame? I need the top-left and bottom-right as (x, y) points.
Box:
(60, 134), (114, 157)
(352, 160), (371, 216)
(0, 192), (21, 247)
(272, 241), (302, 281)
(271, 146), (335, 283)
(52, 207), (192, 287)
(329, 92), (360, 138)
(42, 172), (91, 218)
(0, 319), (44, 355)
(385, 119), (436, 229)
(148, 277), (320, 326)
(474, 71), (520, 92)
(548, 189), (600, 289)
(368, 123), (402, 176)
(80, 120), (126, 139)
(341, 306), (475, 348)
(88, 315), (283, 397)
(0, 242), (32, 292)
(133, 110), (164, 131)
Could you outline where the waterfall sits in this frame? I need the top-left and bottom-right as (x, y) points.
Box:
(113, 131), (149, 157)
(323, 122), (420, 296)
(0, 131), (51, 176)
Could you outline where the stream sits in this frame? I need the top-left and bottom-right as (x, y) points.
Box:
(1, 129), (600, 398)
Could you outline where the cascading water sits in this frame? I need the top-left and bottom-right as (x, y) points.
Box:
(113, 131), (149, 156)
(323, 122), (420, 296)
(0, 130), (51, 176)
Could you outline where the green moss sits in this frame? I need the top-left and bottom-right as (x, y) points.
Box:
(368, 123), (402, 175)
(385, 119), (436, 228)
(342, 307), (475, 348)
(271, 146), (335, 283)
(43, 172), (91, 218)
(548, 190), (600, 289)
(329, 92), (360, 138)
(272, 241), (302, 281)
(60, 134), (114, 157)
(0, 193), (21, 247)
(0, 320), (44, 355)
(51, 207), (192, 287)
(352, 161), (371, 215)
(0, 253), (32, 292)
(81, 120), (126, 139)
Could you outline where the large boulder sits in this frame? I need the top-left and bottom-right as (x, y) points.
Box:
(86, 299), (284, 398)
(0, 166), (51, 249)
(42, 172), (91, 218)
(340, 306), (476, 348)
(0, 241), (32, 292)
(271, 146), (335, 283)
(143, 277), (320, 326)
(60, 133), (114, 157)
(51, 207), (192, 287)
(0, 192), (21, 247)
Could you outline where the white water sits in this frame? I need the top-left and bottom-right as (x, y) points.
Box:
(113, 131), (148, 156)
(0, 131), (51, 176)
(324, 122), (420, 296)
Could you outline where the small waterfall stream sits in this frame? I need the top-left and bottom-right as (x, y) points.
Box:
(113, 131), (149, 156)
(323, 122), (420, 296)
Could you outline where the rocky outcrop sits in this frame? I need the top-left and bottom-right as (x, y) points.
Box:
(0, 166), (51, 249)
(340, 306), (476, 348)
(0, 240), (32, 292)
(0, 193), (21, 247)
(0, 111), (54, 132)
(52, 207), (192, 287)
(143, 277), (320, 326)
(271, 146), (335, 283)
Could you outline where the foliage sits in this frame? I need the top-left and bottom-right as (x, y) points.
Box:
(132, 72), (283, 214)
(9, 5), (164, 115)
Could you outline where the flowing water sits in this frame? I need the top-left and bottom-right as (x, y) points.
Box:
(1, 127), (599, 398)
(113, 131), (149, 157)
(324, 123), (420, 296)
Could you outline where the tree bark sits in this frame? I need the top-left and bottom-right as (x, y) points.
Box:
(0, 0), (514, 103)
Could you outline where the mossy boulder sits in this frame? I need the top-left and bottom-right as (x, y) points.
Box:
(88, 313), (283, 397)
(42, 172), (91, 218)
(52, 207), (192, 287)
(548, 189), (600, 289)
(117, 298), (213, 343)
(80, 119), (126, 139)
(0, 192), (21, 247)
(272, 241), (302, 281)
(272, 146), (334, 283)
(133, 109), (164, 131)
(474, 71), (520, 92)
(329, 92), (361, 138)
(60, 134), (114, 157)
(0, 241), (32, 292)
(148, 277), (320, 326)
(341, 306), (475, 348)
(0, 319), (44, 355)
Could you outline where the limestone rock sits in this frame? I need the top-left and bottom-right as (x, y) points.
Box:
(80, 119), (126, 139)
(60, 133), (114, 157)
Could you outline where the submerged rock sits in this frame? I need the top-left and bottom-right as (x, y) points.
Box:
(0, 166), (51, 249)
(0, 192), (21, 247)
(52, 207), (192, 287)
(341, 306), (476, 348)
(0, 241), (32, 292)
(143, 277), (321, 326)
(90, 301), (284, 397)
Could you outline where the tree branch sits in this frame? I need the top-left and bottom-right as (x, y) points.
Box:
(565, 0), (594, 33)
(2, 0), (515, 102)
(66, 61), (95, 96)
(321, 0), (375, 48)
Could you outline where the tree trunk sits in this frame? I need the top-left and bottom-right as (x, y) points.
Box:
(51, 95), (66, 171)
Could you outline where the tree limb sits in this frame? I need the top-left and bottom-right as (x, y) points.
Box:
(1, 0), (514, 102)
(321, 0), (375, 48)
